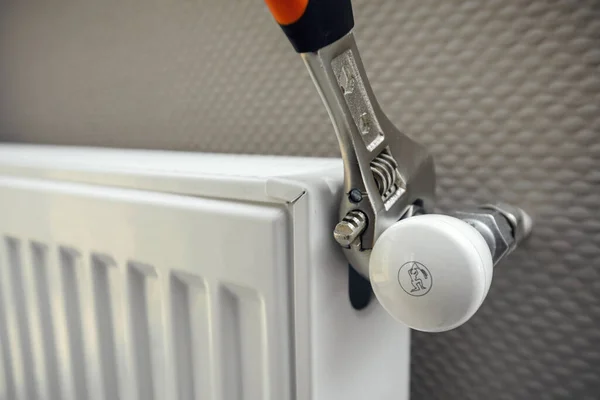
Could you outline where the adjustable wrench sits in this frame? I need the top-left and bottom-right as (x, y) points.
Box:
(265, 0), (435, 278)
(265, 0), (532, 332)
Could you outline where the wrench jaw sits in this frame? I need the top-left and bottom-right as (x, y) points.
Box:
(339, 145), (435, 278)
(302, 32), (436, 278)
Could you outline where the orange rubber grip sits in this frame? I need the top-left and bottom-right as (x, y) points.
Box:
(265, 0), (354, 53)
(264, 0), (309, 25)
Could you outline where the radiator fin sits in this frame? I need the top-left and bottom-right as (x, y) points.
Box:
(127, 262), (159, 400)
(170, 274), (199, 400)
(0, 262), (16, 400)
(58, 247), (88, 400)
(0, 237), (35, 400)
(24, 242), (61, 400)
(0, 241), (273, 400)
(172, 273), (212, 400)
(219, 284), (267, 400)
(88, 254), (120, 400)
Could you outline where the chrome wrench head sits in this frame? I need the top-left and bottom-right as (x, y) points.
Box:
(302, 33), (436, 277)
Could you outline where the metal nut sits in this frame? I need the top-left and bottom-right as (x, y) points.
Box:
(453, 209), (514, 265)
(481, 203), (533, 245)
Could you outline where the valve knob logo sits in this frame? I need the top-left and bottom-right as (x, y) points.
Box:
(398, 261), (432, 297)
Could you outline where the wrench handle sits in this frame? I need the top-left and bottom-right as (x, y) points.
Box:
(265, 0), (354, 53)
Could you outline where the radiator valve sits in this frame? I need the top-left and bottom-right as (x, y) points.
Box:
(368, 204), (532, 332)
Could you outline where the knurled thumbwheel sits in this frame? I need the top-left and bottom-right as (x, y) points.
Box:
(369, 214), (494, 332)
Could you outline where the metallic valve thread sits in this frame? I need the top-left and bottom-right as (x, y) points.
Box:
(370, 148), (401, 201)
(334, 209), (368, 247)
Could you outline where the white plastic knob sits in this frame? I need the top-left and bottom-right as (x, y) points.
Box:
(369, 214), (494, 332)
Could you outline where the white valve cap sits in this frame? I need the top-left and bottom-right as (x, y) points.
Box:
(369, 214), (494, 332)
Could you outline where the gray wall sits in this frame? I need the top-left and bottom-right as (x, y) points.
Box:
(1, 0), (599, 398)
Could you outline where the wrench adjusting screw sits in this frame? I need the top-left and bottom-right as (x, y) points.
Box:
(334, 210), (368, 248)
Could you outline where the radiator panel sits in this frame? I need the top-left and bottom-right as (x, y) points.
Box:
(0, 146), (412, 400)
(0, 176), (290, 400)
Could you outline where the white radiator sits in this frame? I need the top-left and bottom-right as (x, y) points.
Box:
(0, 145), (410, 400)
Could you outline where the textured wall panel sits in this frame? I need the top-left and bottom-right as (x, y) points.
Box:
(1, 0), (599, 399)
